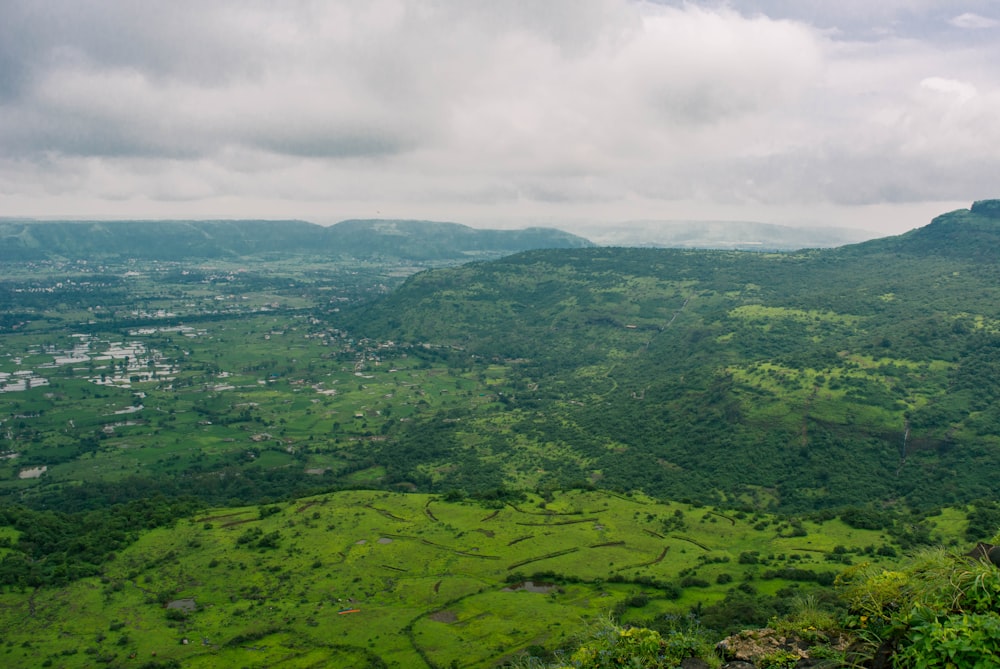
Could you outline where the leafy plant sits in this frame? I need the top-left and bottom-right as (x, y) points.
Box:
(840, 545), (1000, 666)
(564, 616), (720, 669)
(897, 611), (1000, 669)
(756, 650), (800, 669)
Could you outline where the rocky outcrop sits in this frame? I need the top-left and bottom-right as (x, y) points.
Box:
(971, 199), (1000, 218)
(966, 541), (1000, 566)
(717, 628), (855, 668)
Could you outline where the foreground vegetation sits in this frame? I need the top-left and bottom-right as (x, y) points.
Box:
(0, 488), (976, 668)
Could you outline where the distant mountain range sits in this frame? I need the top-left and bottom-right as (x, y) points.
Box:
(1, 215), (887, 263)
(0, 218), (592, 262)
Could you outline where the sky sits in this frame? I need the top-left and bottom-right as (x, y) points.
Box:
(0, 1), (998, 236)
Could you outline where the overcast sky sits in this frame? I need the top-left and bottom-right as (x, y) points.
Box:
(1, 1), (998, 234)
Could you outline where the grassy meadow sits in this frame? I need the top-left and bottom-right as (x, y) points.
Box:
(0, 488), (942, 668)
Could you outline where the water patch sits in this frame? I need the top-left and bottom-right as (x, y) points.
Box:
(166, 598), (197, 612)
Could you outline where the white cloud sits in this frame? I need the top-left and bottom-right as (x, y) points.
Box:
(919, 76), (977, 103)
(949, 12), (999, 29)
(0, 0), (999, 232)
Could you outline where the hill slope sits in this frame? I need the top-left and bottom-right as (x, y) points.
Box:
(844, 199), (1000, 260)
(343, 201), (1000, 510)
(0, 488), (940, 668)
(328, 219), (593, 260)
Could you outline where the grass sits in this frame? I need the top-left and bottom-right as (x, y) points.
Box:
(0, 488), (946, 668)
(728, 305), (863, 327)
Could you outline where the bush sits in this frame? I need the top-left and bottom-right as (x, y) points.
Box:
(839, 547), (1000, 666)
(564, 616), (720, 669)
(840, 507), (888, 531)
(897, 611), (1000, 669)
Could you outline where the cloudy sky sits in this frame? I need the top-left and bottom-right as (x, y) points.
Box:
(1, 1), (998, 235)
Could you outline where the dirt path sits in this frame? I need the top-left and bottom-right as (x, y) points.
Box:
(364, 504), (408, 521)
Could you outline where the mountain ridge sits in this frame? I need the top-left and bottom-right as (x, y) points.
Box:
(838, 199), (1000, 259)
(0, 217), (592, 262)
(579, 219), (875, 250)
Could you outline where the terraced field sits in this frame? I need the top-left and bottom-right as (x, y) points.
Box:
(0, 489), (960, 668)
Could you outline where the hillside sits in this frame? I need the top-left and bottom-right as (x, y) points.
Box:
(343, 201), (1000, 511)
(0, 488), (960, 668)
(843, 199), (1000, 260)
(0, 218), (592, 262)
(3, 204), (999, 513)
(328, 219), (593, 260)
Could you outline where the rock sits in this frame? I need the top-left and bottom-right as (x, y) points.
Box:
(721, 662), (757, 669)
(680, 658), (711, 669)
(965, 542), (1000, 567)
(717, 628), (853, 667)
(717, 628), (807, 663)
(870, 638), (897, 669)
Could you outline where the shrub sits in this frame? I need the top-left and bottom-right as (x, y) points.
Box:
(897, 611), (1000, 669)
(839, 547), (1000, 666)
(564, 616), (720, 669)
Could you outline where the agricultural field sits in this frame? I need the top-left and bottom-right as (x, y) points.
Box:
(0, 256), (509, 508)
(0, 488), (952, 668)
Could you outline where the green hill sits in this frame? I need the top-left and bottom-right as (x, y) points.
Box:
(328, 219), (593, 260)
(845, 199), (1000, 260)
(343, 201), (1000, 511)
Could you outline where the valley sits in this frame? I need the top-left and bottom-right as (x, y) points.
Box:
(2, 206), (1000, 667)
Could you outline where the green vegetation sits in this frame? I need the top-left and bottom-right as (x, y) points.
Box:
(0, 489), (953, 668)
(4, 204), (1000, 666)
(8, 205), (1000, 514)
(838, 541), (1000, 668)
(342, 203), (1000, 511)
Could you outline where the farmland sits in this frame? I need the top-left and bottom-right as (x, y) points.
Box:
(0, 488), (954, 668)
(0, 256), (508, 509)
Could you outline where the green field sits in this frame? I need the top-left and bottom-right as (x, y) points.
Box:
(0, 489), (941, 668)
